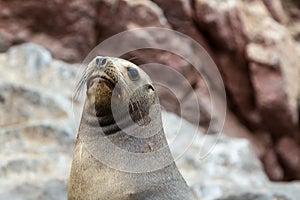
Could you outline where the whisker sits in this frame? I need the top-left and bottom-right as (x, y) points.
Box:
(128, 56), (138, 62)
(74, 64), (94, 100)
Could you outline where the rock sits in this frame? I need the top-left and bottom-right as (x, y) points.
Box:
(216, 193), (290, 200)
(0, 0), (96, 62)
(245, 10), (300, 138)
(262, 148), (284, 181)
(262, 0), (289, 24)
(1, 43), (300, 199)
(192, 0), (260, 127)
(0, 0), (215, 130)
(194, 0), (261, 127)
(163, 111), (269, 199)
(194, 0), (300, 180)
(246, 43), (280, 67)
(268, 182), (300, 200)
(39, 179), (67, 200)
(0, 2), (299, 179)
(0, 179), (67, 200)
(276, 137), (300, 180)
(282, 1), (300, 21)
(151, 0), (212, 53)
(217, 52), (261, 128)
(0, 43), (79, 100)
(249, 62), (297, 137)
(95, 0), (169, 41)
(0, 44), (77, 199)
(0, 183), (41, 200)
(222, 111), (266, 158)
(179, 81), (211, 127)
(195, 0), (249, 52)
(0, 123), (74, 200)
(0, 0), (300, 189)
(7, 43), (52, 72)
(162, 111), (300, 200)
(0, 83), (66, 127)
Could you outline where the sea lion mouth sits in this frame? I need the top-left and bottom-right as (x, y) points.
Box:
(87, 75), (115, 89)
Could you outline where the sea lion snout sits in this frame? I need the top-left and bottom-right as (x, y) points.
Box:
(95, 56), (108, 67)
(85, 57), (119, 91)
(87, 75), (115, 90)
(76, 56), (158, 119)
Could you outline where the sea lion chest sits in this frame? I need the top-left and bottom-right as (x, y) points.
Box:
(68, 139), (192, 200)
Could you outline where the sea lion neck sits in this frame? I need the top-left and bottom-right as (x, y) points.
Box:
(81, 99), (122, 135)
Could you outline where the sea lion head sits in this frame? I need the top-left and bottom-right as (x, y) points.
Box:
(75, 56), (159, 133)
(74, 56), (172, 171)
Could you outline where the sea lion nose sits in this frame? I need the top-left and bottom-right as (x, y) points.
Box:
(95, 57), (107, 67)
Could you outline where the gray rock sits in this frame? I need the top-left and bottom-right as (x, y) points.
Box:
(162, 111), (268, 186)
(0, 44), (77, 199)
(0, 183), (41, 200)
(39, 179), (67, 200)
(216, 193), (290, 200)
(0, 82), (66, 126)
(268, 182), (300, 200)
(162, 111), (300, 200)
(7, 43), (52, 78)
(0, 179), (67, 200)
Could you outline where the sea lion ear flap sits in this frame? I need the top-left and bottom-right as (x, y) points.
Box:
(146, 84), (157, 106)
(147, 84), (155, 91)
(127, 84), (154, 126)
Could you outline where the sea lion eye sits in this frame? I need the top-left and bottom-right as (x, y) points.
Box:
(127, 67), (139, 81)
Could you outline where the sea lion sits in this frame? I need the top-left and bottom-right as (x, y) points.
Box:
(68, 56), (195, 200)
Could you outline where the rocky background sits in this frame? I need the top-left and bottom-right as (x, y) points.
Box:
(0, 43), (299, 200)
(0, 0), (300, 199)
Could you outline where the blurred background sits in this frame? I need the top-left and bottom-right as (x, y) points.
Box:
(0, 0), (300, 199)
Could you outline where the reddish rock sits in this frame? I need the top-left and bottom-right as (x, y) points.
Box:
(94, 0), (194, 78)
(194, 1), (247, 52)
(151, 0), (212, 53)
(193, 0), (300, 181)
(217, 52), (261, 128)
(276, 137), (300, 180)
(262, 0), (289, 23)
(193, 1), (262, 128)
(223, 113), (268, 159)
(262, 148), (285, 181)
(179, 77), (211, 127)
(254, 131), (285, 181)
(252, 131), (273, 159)
(249, 62), (297, 137)
(0, 0), (300, 182)
(0, 0), (96, 62)
(95, 0), (169, 42)
(282, 0), (300, 21)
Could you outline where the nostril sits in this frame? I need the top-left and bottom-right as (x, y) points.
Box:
(96, 57), (101, 66)
(95, 57), (107, 67)
(101, 58), (107, 65)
